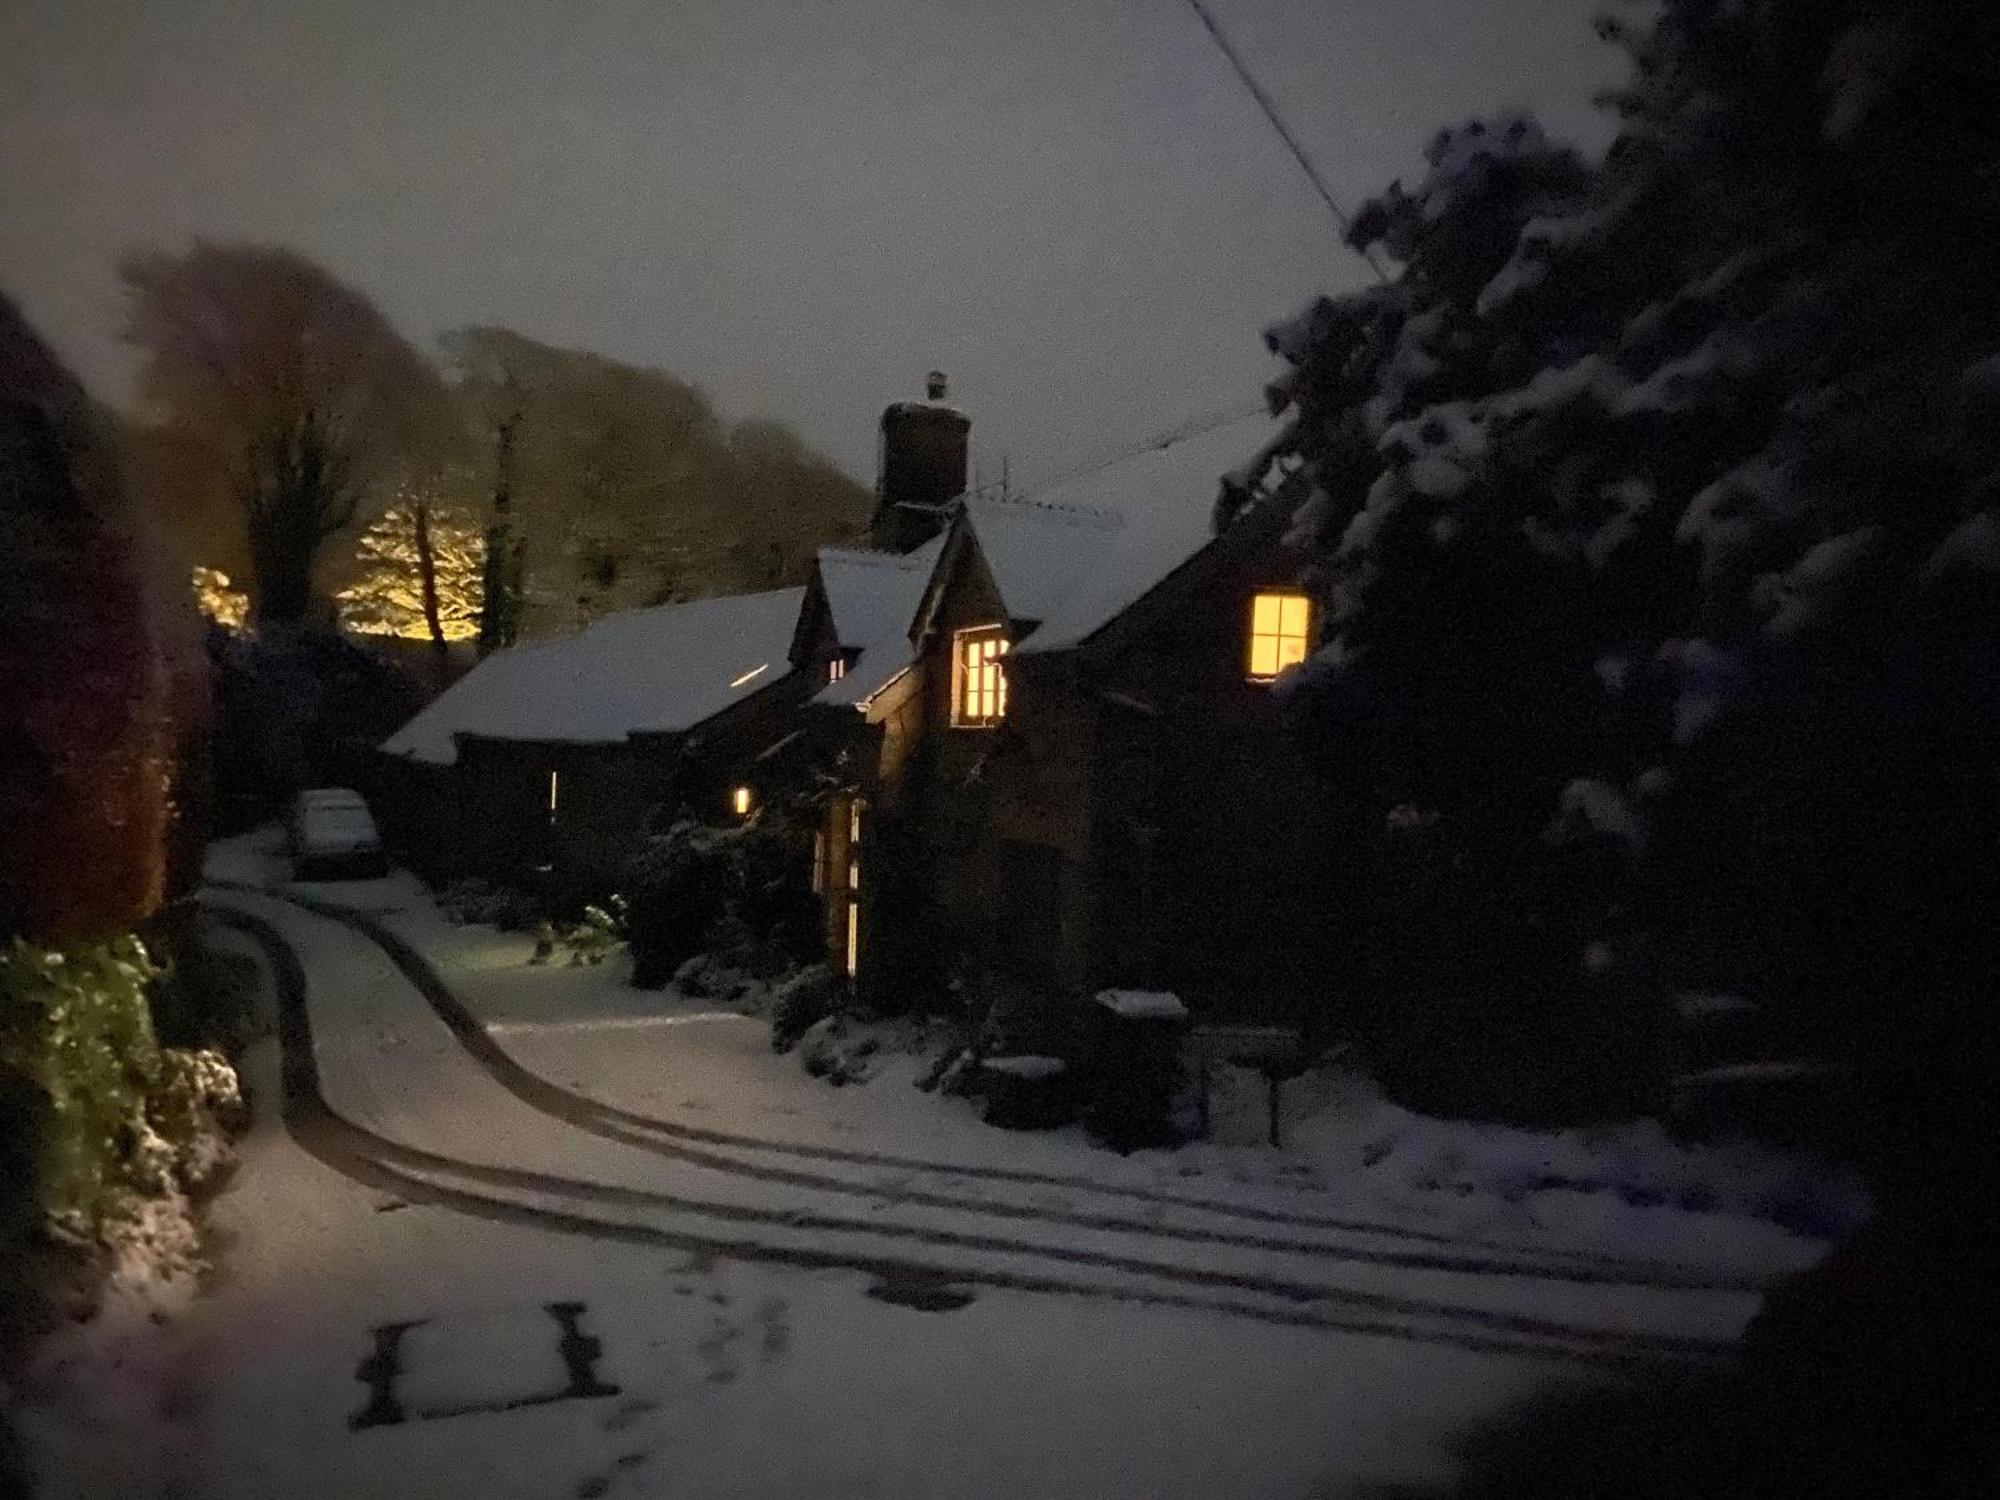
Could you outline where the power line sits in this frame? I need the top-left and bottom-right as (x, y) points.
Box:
(1185, 0), (1391, 283)
(1007, 400), (1267, 502)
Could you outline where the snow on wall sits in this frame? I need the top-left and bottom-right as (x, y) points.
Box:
(380, 586), (806, 764)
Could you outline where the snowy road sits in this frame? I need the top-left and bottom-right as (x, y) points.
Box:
(130, 870), (1789, 1498)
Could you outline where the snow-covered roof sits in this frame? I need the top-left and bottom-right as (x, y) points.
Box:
(1008, 411), (1283, 655)
(809, 407), (1284, 713)
(381, 586), (806, 765)
(808, 536), (942, 712)
(817, 538), (942, 652)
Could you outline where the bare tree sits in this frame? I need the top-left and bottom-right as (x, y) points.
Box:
(120, 242), (455, 624)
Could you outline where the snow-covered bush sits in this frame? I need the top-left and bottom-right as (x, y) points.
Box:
(0, 936), (242, 1244)
(625, 811), (819, 989)
(769, 964), (838, 1053)
(1238, 0), (2000, 1143)
(556, 896), (626, 966)
(624, 819), (736, 988)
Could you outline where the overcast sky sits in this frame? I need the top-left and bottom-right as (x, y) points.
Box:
(1, 0), (1619, 487)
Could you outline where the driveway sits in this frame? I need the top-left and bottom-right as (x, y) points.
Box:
(135, 858), (1783, 1498)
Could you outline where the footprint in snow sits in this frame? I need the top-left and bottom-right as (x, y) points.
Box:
(755, 1297), (791, 1362)
(696, 1315), (743, 1385)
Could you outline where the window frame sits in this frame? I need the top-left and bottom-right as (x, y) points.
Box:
(1246, 591), (1313, 683)
(950, 624), (1011, 728)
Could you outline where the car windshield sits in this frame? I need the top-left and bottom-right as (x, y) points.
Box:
(305, 807), (375, 836)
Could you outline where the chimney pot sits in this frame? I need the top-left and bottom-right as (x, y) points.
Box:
(926, 371), (948, 401)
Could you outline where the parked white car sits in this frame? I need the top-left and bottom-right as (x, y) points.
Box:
(288, 788), (389, 880)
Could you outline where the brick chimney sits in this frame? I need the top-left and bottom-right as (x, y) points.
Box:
(871, 372), (969, 553)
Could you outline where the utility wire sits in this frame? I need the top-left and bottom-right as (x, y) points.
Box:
(1185, 0), (1391, 283)
(1007, 400), (1267, 502)
(982, 7), (1384, 508)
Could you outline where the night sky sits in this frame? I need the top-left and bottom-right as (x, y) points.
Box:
(1, 0), (1618, 486)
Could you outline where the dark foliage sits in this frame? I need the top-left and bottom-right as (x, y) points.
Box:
(206, 621), (424, 831)
(625, 810), (820, 990)
(1248, 1), (2000, 1144)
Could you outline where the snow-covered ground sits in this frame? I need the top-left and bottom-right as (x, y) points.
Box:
(12, 831), (1864, 1498)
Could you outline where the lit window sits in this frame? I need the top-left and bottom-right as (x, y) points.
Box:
(827, 656), (847, 683)
(1247, 593), (1312, 681)
(844, 800), (862, 976)
(548, 770), (560, 818)
(952, 626), (1010, 726)
(732, 785), (753, 817)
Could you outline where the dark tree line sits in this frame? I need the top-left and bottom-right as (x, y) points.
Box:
(118, 244), (870, 642)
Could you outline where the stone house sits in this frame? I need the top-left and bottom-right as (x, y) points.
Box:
(376, 379), (1346, 1027)
(774, 390), (1344, 1028)
(373, 586), (810, 894)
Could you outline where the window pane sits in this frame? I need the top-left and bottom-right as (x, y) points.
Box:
(1277, 635), (1307, 671)
(1252, 594), (1280, 635)
(1250, 635), (1279, 678)
(1280, 595), (1311, 637)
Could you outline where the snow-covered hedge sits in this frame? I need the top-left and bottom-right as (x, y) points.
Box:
(0, 935), (242, 1252)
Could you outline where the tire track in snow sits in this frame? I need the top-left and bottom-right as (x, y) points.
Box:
(250, 883), (1765, 1297)
(206, 898), (1728, 1369)
(205, 890), (1748, 1367)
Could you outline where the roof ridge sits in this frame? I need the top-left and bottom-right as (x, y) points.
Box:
(819, 545), (931, 570)
(968, 494), (1127, 529)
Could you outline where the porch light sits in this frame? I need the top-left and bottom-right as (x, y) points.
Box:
(732, 785), (754, 817)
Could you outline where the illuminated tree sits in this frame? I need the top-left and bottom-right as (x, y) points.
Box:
(190, 565), (248, 630)
(120, 242), (455, 624)
(336, 487), (484, 647)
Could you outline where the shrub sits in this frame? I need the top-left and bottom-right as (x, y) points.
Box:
(625, 812), (818, 989)
(559, 896), (627, 967)
(770, 965), (838, 1053)
(146, 928), (261, 1050)
(436, 876), (543, 931)
(625, 818), (735, 987)
(0, 935), (243, 1243)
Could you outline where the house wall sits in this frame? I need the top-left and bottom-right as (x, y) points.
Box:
(451, 737), (669, 898)
(783, 507), (1349, 1029)
(376, 666), (819, 905)
(1082, 545), (1346, 1026)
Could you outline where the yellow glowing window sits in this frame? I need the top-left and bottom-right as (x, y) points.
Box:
(548, 770), (560, 816)
(843, 800), (863, 975)
(732, 785), (753, 817)
(1247, 593), (1312, 681)
(827, 656), (846, 683)
(952, 627), (1009, 726)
